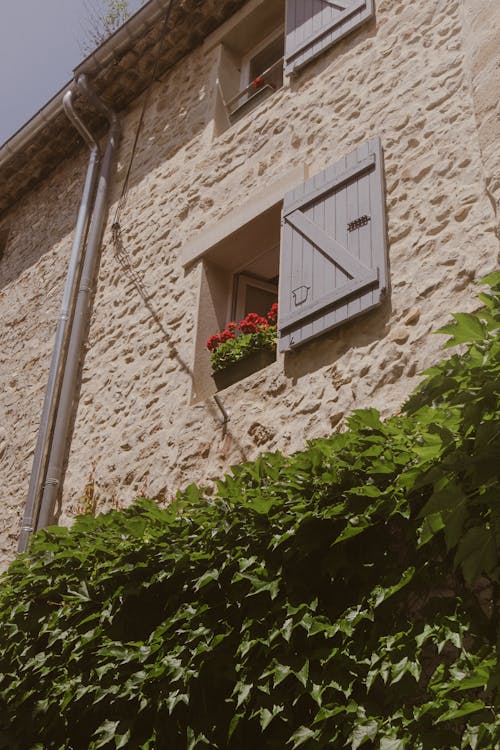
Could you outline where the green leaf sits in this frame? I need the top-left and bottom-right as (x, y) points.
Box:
(455, 526), (497, 582)
(436, 700), (485, 723)
(259, 705), (283, 730)
(288, 726), (317, 748)
(418, 512), (445, 546)
(194, 568), (219, 590)
(350, 408), (383, 431)
(115, 729), (131, 748)
(380, 738), (406, 750)
(351, 719), (378, 749)
(437, 313), (487, 347)
(93, 720), (120, 749)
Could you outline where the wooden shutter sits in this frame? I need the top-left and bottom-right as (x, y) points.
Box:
(278, 137), (387, 352)
(285, 0), (374, 76)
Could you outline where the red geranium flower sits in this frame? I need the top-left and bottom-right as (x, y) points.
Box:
(267, 303), (278, 322)
(206, 334), (221, 352)
(220, 329), (236, 343)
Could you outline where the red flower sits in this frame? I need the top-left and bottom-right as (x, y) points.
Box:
(219, 329), (236, 343)
(206, 334), (221, 352)
(238, 312), (268, 333)
(238, 319), (256, 334)
(253, 76), (266, 89)
(267, 302), (278, 322)
(226, 321), (237, 331)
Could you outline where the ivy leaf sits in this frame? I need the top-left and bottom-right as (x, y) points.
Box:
(93, 720), (120, 749)
(350, 719), (378, 749)
(380, 738), (406, 750)
(295, 660), (309, 688)
(194, 568), (219, 591)
(436, 700), (485, 723)
(437, 313), (487, 347)
(288, 726), (317, 748)
(115, 729), (131, 748)
(454, 527), (497, 583)
(350, 409), (383, 431)
(259, 705), (283, 730)
(418, 512), (445, 546)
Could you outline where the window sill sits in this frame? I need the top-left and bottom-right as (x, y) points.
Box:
(228, 84), (277, 124)
(212, 348), (276, 391)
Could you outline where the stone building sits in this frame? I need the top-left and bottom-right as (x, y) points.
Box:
(0, 0), (498, 570)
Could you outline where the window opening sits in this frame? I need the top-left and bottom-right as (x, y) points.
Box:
(233, 273), (278, 322)
(227, 27), (284, 122)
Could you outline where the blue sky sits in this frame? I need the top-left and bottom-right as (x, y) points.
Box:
(0, 0), (144, 146)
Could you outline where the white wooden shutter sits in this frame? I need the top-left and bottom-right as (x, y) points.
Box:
(278, 137), (388, 352)
(285, 0), (374, 76)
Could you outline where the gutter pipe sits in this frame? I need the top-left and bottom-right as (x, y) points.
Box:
(36, 75), (120, 532)
(18, 88), (102, 553)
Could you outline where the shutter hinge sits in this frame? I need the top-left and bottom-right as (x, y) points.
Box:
(347, 215), (371, 232)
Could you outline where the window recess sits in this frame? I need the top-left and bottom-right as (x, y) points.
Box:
(208, 0), (286, 135)
(183, 166), (306, 402)
(225, 27), (285, 124)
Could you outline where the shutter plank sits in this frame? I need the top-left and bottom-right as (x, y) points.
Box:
(309, 162), (328, 342)
(369, 136), (388, 297)
(283, 154), (375, 217)
(280, 269), (378, 330)
(280, 175), (309, 351)
(285, 0), (374, 76)
(356, 139), (374, 313)
(287, 210), (372, 278)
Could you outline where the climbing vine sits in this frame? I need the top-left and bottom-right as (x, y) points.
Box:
(0, 274), (498, 749)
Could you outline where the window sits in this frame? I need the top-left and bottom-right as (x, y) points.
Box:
(206, 0), (286, 135)
(227, 26), (285, 123)
(233, 273), (278, 322)
(184, 137), (388, 400)
(183, 166), (305, 401)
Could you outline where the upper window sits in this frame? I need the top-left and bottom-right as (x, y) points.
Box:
(207, 0), (286, 135)
(207, 0), (375, 133)
(227, 26), (285, 123)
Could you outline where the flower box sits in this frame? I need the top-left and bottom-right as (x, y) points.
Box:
(212, 348), (276, 390)
(207, 304), (278, 389)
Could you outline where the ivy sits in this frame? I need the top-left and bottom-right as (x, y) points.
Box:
(0, 276), (499, 749)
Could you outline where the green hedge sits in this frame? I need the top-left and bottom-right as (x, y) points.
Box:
(0, 274), (499, 750)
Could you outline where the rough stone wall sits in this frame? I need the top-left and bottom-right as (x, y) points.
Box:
(0, 0), (498, 570)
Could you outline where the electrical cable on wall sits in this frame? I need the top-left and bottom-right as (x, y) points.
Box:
(112, 0), (175, 235)
(110, 0), (231, 430)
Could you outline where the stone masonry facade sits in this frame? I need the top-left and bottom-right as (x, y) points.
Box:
(0, 0), (498, 570)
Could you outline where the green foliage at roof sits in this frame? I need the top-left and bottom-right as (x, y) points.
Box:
(0, 273), (499, 749)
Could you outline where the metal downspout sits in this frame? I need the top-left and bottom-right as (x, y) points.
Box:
(36, 75), (121, 532)
(18, 90), (101, 553)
